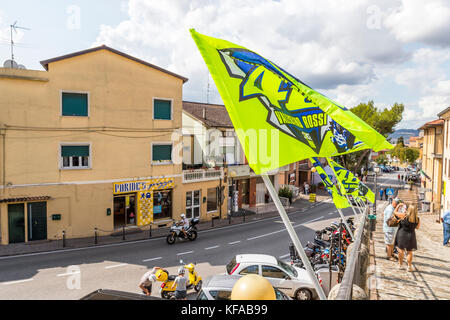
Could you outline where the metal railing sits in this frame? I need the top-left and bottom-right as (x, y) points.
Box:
(182, 168), (223, 183)
(335, 205), (369, 300)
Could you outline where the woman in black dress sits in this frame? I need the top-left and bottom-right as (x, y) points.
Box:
(394, 203), (420, 272)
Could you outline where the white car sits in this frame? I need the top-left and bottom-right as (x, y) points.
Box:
(196, 275), (291, 300)
(226, 254), (317, 300)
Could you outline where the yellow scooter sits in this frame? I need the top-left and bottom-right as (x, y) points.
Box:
(158, 260), (203, 299)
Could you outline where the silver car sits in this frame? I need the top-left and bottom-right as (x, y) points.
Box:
(196, 274), (291, 300)
(226, 254), (317, 300)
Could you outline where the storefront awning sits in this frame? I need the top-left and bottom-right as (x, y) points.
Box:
(0, 196), (51, 203)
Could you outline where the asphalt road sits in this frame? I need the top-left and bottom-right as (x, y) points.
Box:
(0, 171), (401, 300)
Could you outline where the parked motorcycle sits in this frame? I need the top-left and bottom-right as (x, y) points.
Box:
(159, 260), (202, 299)
(166, 217), (199, 245)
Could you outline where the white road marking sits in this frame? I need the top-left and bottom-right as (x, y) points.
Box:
(247, 229), (286, 241)
(57, 271), (81, 277)
(228, 241), (241, 245)
(142, 257), (162, 262)
(329, 212), (334, 215)
(2, 278), (34, 285)
(204, 246), (220, 250)
(278, 253), (290, 259)
(247, 216), (325, 241)
(105, 263), (127, 269)
(304, 216), (324, 224)
(176, 251), (194, 256)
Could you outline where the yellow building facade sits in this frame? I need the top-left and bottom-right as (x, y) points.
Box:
(0, 46), (227, 245)
(419, 119), (444, 213)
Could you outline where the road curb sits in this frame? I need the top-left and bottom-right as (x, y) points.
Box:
(0, 200), (331, 259)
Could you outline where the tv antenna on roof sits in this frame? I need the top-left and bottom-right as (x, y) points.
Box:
(10, 21), (30, 61)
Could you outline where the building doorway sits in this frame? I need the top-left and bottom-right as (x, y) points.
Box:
(113, 194), (136, 228)
(8, 203), (25, 244)
(186, 190), (201, 219)
(27, 202), (47, 241)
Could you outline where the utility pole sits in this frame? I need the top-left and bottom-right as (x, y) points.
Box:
(373, 167), (380, 214)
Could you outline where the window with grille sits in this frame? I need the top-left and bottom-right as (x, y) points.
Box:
(61, 145), (90, 169)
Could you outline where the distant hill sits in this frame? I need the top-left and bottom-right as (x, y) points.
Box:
(388, 129), (420, 144)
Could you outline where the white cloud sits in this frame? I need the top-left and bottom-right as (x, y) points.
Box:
(384, 0), (450, 47)
(93, 0), (450, 129)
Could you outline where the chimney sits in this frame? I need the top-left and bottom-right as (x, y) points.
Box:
(203, 108), (206, 119)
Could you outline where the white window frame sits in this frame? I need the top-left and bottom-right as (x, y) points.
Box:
(60, 90), (90, 117)
(186, 190), (201, 219)
(152, 97), (173, 120)
(151, 142), (173, 165)
(59, 142), (92, 170)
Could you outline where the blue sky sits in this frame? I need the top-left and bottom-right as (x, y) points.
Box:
(1, 0), (449, 130)
(0, 0), (127, 69)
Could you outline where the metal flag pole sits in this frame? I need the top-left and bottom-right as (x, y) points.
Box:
(356, 198), (366, 214)
(356, 199), (365, 215)
(261, 174), (327, 300)
(345, 195), (360, 218)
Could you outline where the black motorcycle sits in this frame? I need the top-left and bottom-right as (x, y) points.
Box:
(166, 218), (200, 245)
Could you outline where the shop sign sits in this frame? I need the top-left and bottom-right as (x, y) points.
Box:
(113, 178), (174, 194)
(113, 178), (174, 227)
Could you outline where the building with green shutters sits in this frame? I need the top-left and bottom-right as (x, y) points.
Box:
(0, 45), (227, 245)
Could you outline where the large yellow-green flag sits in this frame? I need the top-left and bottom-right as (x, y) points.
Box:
(190, 29), (393, 174)
(326, 158), (375, 203)
(310, 158), (349, 209)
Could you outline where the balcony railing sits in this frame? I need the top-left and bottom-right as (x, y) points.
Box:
(182, 168), (223, 183)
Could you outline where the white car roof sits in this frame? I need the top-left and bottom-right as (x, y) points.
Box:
(235, 254), (278, 265)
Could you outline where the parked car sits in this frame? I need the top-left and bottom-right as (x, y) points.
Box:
(226, 254), (317, 300)
(196, 274), (291, 300)
(80, 289), (163, 300)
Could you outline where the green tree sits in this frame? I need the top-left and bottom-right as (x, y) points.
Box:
(391, 141), (406, 162)
(375, 154), (388, 165)
(341, 101), (404, 172)
(404, 147), (420, 164)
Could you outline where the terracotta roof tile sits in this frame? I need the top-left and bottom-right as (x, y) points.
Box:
(183, 101), (233, 128)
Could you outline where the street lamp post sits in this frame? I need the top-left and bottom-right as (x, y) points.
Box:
(374, 167), (381, 214)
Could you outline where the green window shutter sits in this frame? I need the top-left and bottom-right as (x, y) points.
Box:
(152, 144), (172, 161)
(61, 146), (90, 157)
(62, 93), (88, 116)
(154, 99), (171, 120)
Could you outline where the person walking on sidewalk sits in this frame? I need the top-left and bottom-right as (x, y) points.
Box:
(379, 187), (384, 201)
(383, 198), (400, 260)
(442, 209), (450, 246)
(394, 203), (420, 272)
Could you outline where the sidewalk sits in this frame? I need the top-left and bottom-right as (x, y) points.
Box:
(0, 195), (328, 257)
(368, 187), (450, 300)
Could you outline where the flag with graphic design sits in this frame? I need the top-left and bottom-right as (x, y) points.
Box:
(326, 158), (375, 203)
(190, 29), (393, 174)
(311, 158), (349, 209)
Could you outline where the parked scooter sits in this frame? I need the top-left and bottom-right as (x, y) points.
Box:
(158, 260), (202, 299)
(166, 217), (200, 245)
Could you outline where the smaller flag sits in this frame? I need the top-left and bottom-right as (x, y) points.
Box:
(311, 158), (349, 209)
(327, 158), (375, 203)
(420, 169), (431, 181)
